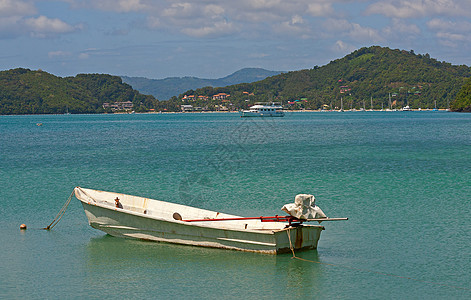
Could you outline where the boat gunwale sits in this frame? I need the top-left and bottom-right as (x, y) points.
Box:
(76, 187), (323, 234)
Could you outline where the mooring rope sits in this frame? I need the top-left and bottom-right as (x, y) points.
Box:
(43, 190), (75, 230)
(286, 228), (469, 292)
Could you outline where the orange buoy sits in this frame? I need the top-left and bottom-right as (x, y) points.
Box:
(20, 224), (27, 230)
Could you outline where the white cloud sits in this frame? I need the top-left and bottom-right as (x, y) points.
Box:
(332, 40), (356, 53)
(0, 0), (35, 37)
(0, 0), (36, 17)
(291, 15), (304, 25)
(390, 19), (420, 34)
(162, 2), (195, 18)
(244, 0), (281, 10)
(323, 19), (352, 32)
(436, 31), (466, 41)
(273, 15), (312, 38)
(24, 15), (76, 37)
(349, 23), (381, 41)
(427, 18), (471, 32)
(323, 18), (383, 43)
(143, 2), (235, 37)
(427, 18), (471, 47)
(366, 0), (471, 18)
(48, 50), (72, 58)
(382, 18), (421, 41)
(68, 0), (149, 13)
(229, 0), (335, 22)
(63, 0), (339, 38)
(0, 1), (81, 39)
(181, 20), (237, 38)
(307, 1), (333, 17)
(204, 4), (225, 15)
(54, 0), (471, 43)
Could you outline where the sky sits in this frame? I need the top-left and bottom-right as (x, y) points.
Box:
(1, 0), (471, 79)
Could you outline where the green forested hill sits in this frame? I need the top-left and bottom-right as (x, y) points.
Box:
(452, 77), (471, 112)
(0, 68), (157, 114)
(174, 46), (471, 111)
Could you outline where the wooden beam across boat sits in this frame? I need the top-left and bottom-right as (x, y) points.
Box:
(304, 217), (348, 222)
(181, 216), (348, 223)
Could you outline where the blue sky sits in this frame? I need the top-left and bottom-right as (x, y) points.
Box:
(1, 0), (471, 79)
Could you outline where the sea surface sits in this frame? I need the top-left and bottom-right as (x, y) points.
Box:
(1, 111), (470, 299)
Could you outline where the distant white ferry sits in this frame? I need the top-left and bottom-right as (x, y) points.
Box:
(240, 103), (284, 117)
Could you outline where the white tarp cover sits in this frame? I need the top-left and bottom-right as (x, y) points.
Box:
(281, 194), (327, 220)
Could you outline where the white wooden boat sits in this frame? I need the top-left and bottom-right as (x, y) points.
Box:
(75, 187), (345, 254)
(240, 103), (284, 117)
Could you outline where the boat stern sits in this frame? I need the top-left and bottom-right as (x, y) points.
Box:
(274, 225), (324, 254)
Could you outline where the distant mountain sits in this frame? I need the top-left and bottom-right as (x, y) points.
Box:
(121, 68), (283, 100)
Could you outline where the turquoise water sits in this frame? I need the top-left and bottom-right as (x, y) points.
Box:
(1, 111), (470, 299)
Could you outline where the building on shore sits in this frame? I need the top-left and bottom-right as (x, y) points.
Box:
(102, 101), (134, 111)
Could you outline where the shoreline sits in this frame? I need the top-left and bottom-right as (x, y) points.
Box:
(0, 108), (453, 117)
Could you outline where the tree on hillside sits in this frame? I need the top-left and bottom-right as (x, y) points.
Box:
(451, 77), (471, 112)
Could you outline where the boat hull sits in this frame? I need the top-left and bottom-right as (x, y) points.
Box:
(240, 103), (285, 117)
(78, 190), (324, 254)
(240, 111), (284, 117)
